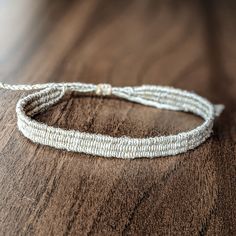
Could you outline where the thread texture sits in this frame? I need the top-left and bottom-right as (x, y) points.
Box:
(0, 81), (224, 159)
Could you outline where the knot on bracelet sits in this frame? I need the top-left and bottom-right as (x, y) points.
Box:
(96, 83), (112, 96)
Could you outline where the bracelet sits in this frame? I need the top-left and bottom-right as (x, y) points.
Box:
(0, 82), (224, 159)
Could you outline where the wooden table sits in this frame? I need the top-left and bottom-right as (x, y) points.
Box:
(0, 1), (235, 235)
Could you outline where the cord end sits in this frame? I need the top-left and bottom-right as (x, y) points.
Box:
(0, 82), (5, 89)
(214, 104), (225, 117)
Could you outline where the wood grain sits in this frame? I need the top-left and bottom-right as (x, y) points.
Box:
(0, 0), (235, 235)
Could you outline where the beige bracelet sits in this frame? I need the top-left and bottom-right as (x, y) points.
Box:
(0, 82), (224, 159)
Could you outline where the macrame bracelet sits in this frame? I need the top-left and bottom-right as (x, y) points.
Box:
(0, 81), (224, 159)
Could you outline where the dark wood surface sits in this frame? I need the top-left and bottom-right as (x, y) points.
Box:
(0, 0), (235, 235)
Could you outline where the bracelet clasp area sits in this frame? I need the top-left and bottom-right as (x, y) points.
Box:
(95, 83), (112, 96)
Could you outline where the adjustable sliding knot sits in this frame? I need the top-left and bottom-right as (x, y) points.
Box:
(95, 83), (112, 96)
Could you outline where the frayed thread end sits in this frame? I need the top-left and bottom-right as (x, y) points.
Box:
(214, 104), (225, 117)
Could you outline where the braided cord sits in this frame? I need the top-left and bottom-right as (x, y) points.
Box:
(0, 81), (224, 159)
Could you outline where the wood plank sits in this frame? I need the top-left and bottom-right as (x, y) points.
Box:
(0, 0), (235, 235)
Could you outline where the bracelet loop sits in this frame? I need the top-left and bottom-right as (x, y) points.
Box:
(2, 82), (223, 159)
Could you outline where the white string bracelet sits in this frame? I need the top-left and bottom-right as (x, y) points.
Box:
(0, 81), (224, 159)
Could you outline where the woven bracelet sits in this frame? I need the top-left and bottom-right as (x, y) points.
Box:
(0, 82), (224, 159)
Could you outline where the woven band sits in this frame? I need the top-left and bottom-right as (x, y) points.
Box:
(0, 82), (224, 159)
